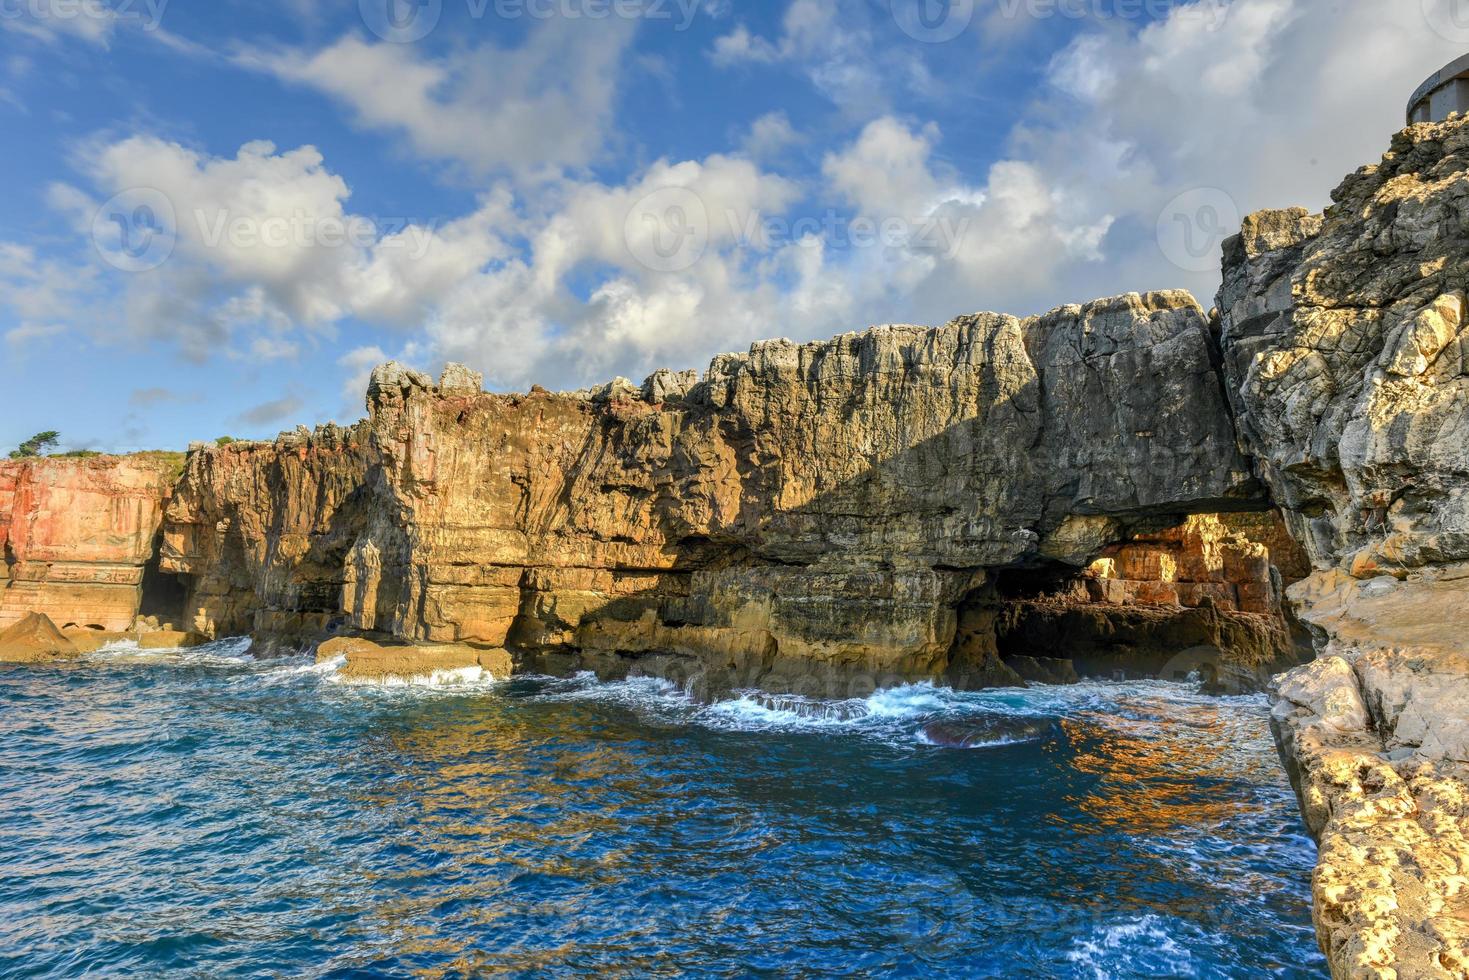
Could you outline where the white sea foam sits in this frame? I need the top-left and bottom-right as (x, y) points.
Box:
(537, 672), (691, 708)
(864, 682), (965, 718)
(1065, 914), (1197, 979)
(86, 636), (254, 667)
(912, 730), (1038, 750)
(520, 672), (1271, 754)
(326, 663), (501, 690)
(248, 654), (346, 685)
(525, 675), (1070, 747)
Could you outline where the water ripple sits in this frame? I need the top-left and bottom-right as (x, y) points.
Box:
(0, 642), (1326, 977)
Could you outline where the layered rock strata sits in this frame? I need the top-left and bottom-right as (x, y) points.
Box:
(159, 425), (370, 644)
(1220, 118), (1469, 978)
(0, 455), (184, 632)
(156, 290), (1285, 692)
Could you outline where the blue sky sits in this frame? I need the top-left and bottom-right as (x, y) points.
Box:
(0, 0), (1462, 452)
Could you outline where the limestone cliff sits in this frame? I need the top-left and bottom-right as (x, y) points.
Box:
(1220, 118), (1469, 978)
(0, 454), (183, 632)
(1219, 120), (1469, 578)
(154, 290), (1299, 692)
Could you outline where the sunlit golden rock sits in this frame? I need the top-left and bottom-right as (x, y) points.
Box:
(318, 635), (512, 684)
(0, 612), (79, 664)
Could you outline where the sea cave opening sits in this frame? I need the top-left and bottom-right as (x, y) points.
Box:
(137, 533), (189, 628)
(951, 512), (1312, 692)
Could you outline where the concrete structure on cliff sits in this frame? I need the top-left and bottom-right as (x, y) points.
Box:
(1409, 53), (1469, 124)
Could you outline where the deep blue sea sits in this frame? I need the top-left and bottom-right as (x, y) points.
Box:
(0, 640), (1328, 978)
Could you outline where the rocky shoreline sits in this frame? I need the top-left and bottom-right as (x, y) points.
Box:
(5, 119), (1469, 975)
(1270, 570), (1469, 977)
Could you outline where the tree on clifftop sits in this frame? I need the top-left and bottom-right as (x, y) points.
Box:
(8, 431), (60, 459)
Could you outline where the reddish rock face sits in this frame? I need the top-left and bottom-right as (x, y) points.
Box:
(0, 455), (182, 632)
(1087, 513), (1310, 616)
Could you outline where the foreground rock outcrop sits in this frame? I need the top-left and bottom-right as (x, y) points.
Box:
(1269, 572), (1469, 978)
(1221, 117), (1469, 978)
(317, 635), (512, 685)
(0, 612), (79, 664)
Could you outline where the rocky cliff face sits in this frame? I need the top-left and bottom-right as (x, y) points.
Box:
(153, 290), (1297, 692)
(1220, 118), (1469, 978)
(161, 425), (370, 643)
(1218, 121), (1469, 578)
(0, 455), (183, 632)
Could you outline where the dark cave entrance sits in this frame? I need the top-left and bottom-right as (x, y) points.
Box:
(950, 564), (1234, 687)
(137, 533), (188, 627)
(989, 565), (1103, 683)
